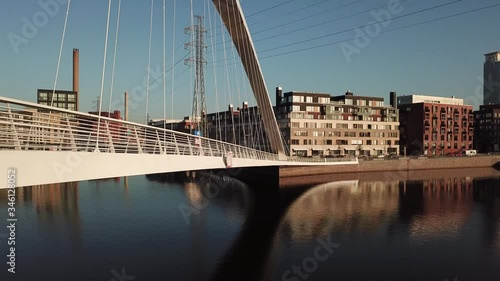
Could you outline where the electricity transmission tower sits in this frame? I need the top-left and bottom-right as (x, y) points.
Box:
(185, 15), (207, 137)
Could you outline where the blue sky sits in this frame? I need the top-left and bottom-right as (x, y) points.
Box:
(1, 0), (499, 123)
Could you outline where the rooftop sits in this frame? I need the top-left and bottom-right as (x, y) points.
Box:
(484, 50), (500, 56)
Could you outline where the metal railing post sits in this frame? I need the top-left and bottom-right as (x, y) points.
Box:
(188, 136), (193, 156)
(156, 130), (164, 154)
(172, 133), (179, 155)
(134, 127), (143, 154)
(208, 140), (214, 156)
(7, 104), (21, 151)
(65, 114), (77, 152)
(105, 121), (115, 153)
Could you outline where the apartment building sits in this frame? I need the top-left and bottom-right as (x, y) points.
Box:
(276, 87), (400, 157)
(398, 95), (474, 156)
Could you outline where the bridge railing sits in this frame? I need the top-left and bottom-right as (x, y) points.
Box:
(0, 96), (281, 161)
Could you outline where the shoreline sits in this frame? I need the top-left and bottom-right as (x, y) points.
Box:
(279, 155), (500, 183)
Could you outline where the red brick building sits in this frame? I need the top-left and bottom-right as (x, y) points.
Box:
(81, 110), (124, 141)
(398, 95), (474, 156)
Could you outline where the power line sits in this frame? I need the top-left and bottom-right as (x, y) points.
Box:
(259, 0), (463, 54)
(207, 2), (499, 66)
(259, 3), (500, 60)
(207, 0), (299, 32)
(207, 0), (364, 48)
(248, 0), (331, 27)
(252, 0), (365, 36)
(246, 0), (298, 18)
(208, 0), (461, 64)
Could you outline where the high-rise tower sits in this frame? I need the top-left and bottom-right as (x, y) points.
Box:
(484, 51), (500, 105)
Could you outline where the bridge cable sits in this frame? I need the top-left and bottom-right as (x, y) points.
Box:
(219, 0), (237, 146)
(108, 0), (122, 117)
(146, 0), (154, 125)
(189, 0), (195, 135)
(96, 0), (113, 151)
(48, 0), (71, 150)
(206, 1), (223, 143)
(228, 0), (247, 151)
(50, 0), (71, 108)
(171, 0), (177, 130)
(237, 1), (267, 153)
(239, 2), (257, 153)
(163, 0), (167, 147)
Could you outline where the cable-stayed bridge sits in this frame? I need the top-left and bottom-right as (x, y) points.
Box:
(0, 0), (358, 188)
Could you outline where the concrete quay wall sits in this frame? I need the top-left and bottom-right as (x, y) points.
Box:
(279, 155), (500, 178)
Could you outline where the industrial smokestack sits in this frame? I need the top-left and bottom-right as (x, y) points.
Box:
(124, 92), (129, 121)
(73, 48), (79, 111)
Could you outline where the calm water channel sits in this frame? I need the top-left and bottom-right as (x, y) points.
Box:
(1, 168), (500, 281)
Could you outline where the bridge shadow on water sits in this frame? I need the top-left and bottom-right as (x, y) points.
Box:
(207, 169), (310, 281)
(147, 167), (309, 281)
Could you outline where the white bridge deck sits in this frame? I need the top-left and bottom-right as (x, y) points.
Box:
(0, 96), (357, 188)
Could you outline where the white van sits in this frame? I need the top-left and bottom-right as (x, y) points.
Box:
(465, 150), (477, 156)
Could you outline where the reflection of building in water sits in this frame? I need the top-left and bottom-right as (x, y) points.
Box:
(29, 182), (83, 248)
(282, 175), (482, 243)
(407, 177), (473, 241)
(31, 182), (79, 217)
(183, 176), (250, 223)
(283, 180), (400, 241)
(471, 177), (500, 254)
(185, 182), (206, 208)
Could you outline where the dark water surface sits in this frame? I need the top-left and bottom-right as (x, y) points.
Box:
(1, 168), (500, 281)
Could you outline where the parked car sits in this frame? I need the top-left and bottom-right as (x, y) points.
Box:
(387, 154), (400, 159)
(464, 150), (477, 156)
